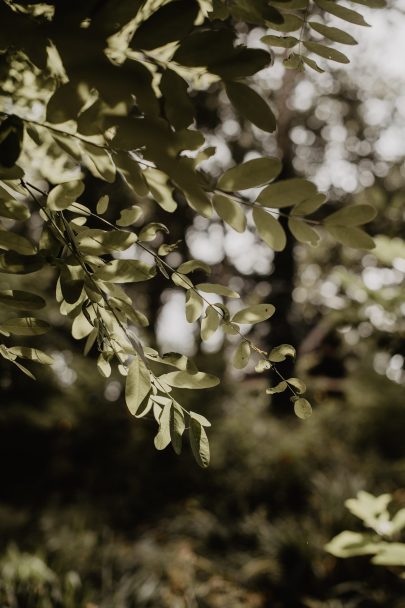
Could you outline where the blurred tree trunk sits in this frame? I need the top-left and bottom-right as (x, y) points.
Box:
(268, 70), (298, 416)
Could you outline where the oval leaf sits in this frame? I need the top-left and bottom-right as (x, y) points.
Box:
(232, 303), (275, 324)
(225, 81), (276, 133)
(218, 158), (282, 191)
(125, 356), (151, 416)
(253, 207), (286, 251)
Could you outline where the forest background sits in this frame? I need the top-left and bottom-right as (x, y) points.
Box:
(0, 0), (404, 606)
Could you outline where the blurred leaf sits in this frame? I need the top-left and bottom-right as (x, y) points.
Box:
(0, 231), (35, 255)
(0, 289), (45, 310)
(0, 316), (49, 336)
(8, 346), (53, 364)
(326, 531), (380, 558)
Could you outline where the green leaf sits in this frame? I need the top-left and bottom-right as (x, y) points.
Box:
(257, 179), (318, 208)
(218, 157), (281, 191)
(213, 194), (246, 233)
(84, 144), (117, 183)
(325, 531), (380, 558)
(283, 53), (304, 70)
(116, 207), (143, 227)
(309, 21), (358, 45)
(196, 283), (240, 298)
(302, 56), (325, 73)
(47, 180), (84, 211)
(261, 35), (299, 48)
(96, 195), (109, 215)
(76, 228), (136, 254)
(270, 13), (303, 32)
(252, 208), (286, 251)
(125, 355), (151, 416)
(266, 381), (287, 394)
(291, 193), (327, 216)
(326, 225), (375, 249)
(139, 222), (169, 242)
(0, 316), (49, 336)
(201, 307), (220, 341)
(288, 218), (320, 246)
(173, 28), (237, 67)
(159, 370), (220, 389)
(160, 69), (195, 130)
(287, 377), (306, 394)
(0, 231), (35, 255)
(172, 273), (194, 289)
(185, 289), (204, 323)
(97, 353), (111, 378)
(324, 204), (376, 226)
(210, 48), (272, 79)
(131, 0), (199, 50)
(115, 153), (149, 198)
(94, 259), (156, 283)
(232, 303), (275, 324)
(0, 289), (45, 310)
(170, 403), (185, 455)
(233, 340), (251, 369)
(0, 252), (44, 274)
(372, 543), (405, 567)
(178, 260), (211, 275)
(46, 82), (84, 123)
(303, 41), (349, 64)
(154, 401), (172, 450)
(189, 417), (210, 468)
(269, 344), (296, 362)
(0, 198), (30, 221)
(190, 411), (211, 427)
(314, 0), (370, 26)
(294, 398), (312, 419)
(12, 360), (36, 380)
(8, 346), (53, 365)
(255, 359), (272, 373)
(225, 81), (276, 133)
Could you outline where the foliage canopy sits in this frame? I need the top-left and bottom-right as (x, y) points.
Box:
(0, 0), (383, 465)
